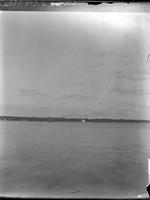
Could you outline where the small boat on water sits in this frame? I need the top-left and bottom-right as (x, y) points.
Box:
(82, 119), (85, 123)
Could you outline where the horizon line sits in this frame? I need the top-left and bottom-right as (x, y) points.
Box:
(0, 116), (150, 122)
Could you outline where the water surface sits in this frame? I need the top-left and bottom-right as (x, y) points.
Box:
(0, 121), (149, 198)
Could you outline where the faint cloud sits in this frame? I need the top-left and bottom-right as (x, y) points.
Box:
(17, 88), (48, 97)
(128, 76), (150, 81)
(109, 101), (144, 109)
(72, 82), (87, 86)
(63, 94), (91, 101)
(90, 64), (105, 68)
(114, 69), (150, 81)
(111, 86), (150, 96)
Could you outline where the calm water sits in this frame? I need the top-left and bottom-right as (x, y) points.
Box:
(0, 121), (150, 198)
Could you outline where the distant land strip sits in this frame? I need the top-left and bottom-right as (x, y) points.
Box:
(0, 116), (150, 123)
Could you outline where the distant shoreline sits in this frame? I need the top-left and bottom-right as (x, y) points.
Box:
(0, 116), (150, 123)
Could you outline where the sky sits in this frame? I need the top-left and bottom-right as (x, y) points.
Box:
(1, 4), (150, 119)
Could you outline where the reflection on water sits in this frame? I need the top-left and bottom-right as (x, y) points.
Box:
(0, 121), (150, 198)
(148, 159), (150, 184)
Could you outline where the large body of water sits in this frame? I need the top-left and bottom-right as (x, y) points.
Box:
(0, 121), (150, 198)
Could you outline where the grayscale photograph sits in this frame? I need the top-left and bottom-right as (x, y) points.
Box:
(0, 2), (150, 198)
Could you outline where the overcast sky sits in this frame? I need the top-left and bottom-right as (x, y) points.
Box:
(1, 5), (150, 119)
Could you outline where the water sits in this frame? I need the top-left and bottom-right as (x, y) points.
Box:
(0, 121), (150, 198)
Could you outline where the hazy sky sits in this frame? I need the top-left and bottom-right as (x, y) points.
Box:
(1, 5), (150, 119)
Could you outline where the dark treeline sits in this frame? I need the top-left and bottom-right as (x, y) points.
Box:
(0, 116), (150, 123)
